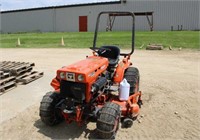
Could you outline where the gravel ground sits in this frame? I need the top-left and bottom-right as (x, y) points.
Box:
(0, 48), (200, 140)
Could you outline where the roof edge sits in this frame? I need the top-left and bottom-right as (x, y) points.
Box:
(1, 1), (121, 14)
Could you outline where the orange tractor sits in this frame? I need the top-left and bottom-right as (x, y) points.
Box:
(39, 11), (142, 139)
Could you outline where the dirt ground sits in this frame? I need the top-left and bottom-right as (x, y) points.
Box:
(0, 48), (200, 140)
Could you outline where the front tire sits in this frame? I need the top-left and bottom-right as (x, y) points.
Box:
(96, 102), (120, 139)
(39, 92), (63, 126)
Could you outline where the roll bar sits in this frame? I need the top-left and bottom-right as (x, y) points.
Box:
(92, 11), (135, 56)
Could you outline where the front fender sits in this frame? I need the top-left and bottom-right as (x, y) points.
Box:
(50, 77), (60, 90)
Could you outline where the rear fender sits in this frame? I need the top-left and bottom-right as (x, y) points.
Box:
(113, 57), (132, 83)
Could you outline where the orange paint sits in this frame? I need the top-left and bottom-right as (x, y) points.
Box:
(55, 55), (109, 103)
(128, 91), (142, 117)
(113, 56), (132, 83)
(57, 56), (109, 83)
(50, 77), (60, 90)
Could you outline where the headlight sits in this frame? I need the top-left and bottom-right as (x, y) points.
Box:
(77, 74), (84, 82)
(60, 72), (65, 79)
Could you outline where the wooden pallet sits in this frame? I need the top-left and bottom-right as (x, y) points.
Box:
(0, 76), (17, 94)
(0, 62), (25, 72)
(17, 71), (44, 84)
(0, 61), (43, 93)
(0, 61), (12, 67)
(10, 65), (33, 76)
(0, 76), (16, 86)
(0, 72), (10, 80)
(0, 81), (17, 94)
(0, 61), (35, 75)
(0, 71), (4, 75)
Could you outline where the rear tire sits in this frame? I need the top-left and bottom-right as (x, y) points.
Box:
(39, 92), (63, 126)
(96, 102), (120, 139)
(124, 67), (140, 94)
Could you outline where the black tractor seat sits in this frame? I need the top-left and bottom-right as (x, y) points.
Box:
(97, 46), (120, 67)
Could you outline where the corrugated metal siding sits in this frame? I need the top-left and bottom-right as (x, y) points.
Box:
(1, 9), (54, 32)
(153, 0), (199, 31)
(1, 0), (199, 33)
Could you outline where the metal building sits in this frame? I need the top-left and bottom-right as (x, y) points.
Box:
(0, 0), (199, 33)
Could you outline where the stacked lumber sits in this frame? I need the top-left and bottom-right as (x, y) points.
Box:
(0, 61), (43, 94)
(0, 71), (17, 94)
(146, 44), (164, 50)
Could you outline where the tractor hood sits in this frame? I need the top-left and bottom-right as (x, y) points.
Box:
(57, 56), (109, 83)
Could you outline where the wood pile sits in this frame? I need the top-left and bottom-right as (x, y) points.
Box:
(146, 44), (164, 50)
(0, 61), (43, 94)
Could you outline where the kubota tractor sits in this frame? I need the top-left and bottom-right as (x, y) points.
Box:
(39, 11), (142, 139)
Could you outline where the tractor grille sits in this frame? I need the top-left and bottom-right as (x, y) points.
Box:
(60, 80), (86, 101)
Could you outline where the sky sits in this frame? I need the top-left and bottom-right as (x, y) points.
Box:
(0, 0), (115, 11)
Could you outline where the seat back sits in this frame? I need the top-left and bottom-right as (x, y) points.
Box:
(98, 46), (120, 60)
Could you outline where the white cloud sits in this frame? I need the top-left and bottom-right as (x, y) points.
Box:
(0, 0), (115, 11)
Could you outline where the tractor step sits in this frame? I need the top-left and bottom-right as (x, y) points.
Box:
(17, 71), (44, 84)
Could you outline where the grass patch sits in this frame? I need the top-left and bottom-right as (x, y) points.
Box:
(0, 31), (199, 49)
